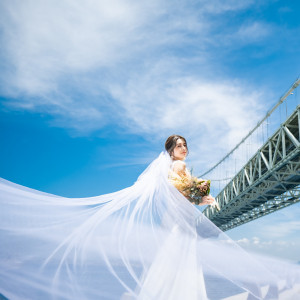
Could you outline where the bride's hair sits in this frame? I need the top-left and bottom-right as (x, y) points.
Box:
(165, 135), (188, 156)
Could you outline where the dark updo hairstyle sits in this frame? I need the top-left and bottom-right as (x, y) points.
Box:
(165, 134), (188, 157)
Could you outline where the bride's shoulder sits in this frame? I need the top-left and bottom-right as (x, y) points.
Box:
(171, 160), (186, 172)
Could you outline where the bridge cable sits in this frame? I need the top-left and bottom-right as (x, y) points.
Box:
(200, 77), (300, 177)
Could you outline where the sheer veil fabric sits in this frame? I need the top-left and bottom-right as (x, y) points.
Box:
(0, 151), (299, 299)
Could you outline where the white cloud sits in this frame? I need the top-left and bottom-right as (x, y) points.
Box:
(0, 0), (159, 95)
(200, 0), (255, 14)
(108, 63), (265, 171)
(235, 234), (300, 261)
(229, 203), (300, 261)
(0, 0), (273, 165)
(236, 22), (272, 42)
(237, 237), (250, 245)
(252, 236), (260, 245)
(0, 0), (265, 96)
(262, 221), (300, 239)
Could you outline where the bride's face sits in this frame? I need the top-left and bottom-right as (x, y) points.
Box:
(172, 138), (187, 160)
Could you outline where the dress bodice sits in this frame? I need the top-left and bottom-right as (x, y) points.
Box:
(169, 160), (191, 179)
(168, 160), (192, 198)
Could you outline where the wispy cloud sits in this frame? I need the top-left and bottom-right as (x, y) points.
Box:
(229, 202), (300, 261)
(0, 0), (286, 169)
(236, 235), (300, 261)
(262, 221), (300, 239)
(200, 0), (255, 14)
(0, 0), (157, 94)
(236, 22), (271, 41)
(109, 63), (265, 168)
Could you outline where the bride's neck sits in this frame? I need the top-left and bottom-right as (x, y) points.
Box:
(172, 158), (185, 162)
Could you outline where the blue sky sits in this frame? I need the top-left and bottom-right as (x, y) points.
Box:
(0, 0), (300, 261)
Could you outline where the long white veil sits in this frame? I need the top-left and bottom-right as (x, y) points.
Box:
(0, 151), (299, 299)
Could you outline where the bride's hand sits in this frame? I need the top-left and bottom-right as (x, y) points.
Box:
(201, 195), (215, 205)
(200, 195), (220, 211)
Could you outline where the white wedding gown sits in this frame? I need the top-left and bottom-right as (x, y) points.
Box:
(0, 152), (299, 299)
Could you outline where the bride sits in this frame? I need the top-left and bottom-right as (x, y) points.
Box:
(0, 135), (299, 299)
(165, 135), (218, 208)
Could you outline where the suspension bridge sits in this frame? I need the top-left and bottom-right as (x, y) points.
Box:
(202, 78), (300, 231)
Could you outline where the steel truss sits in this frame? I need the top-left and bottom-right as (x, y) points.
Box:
(203, 105), (300, 231)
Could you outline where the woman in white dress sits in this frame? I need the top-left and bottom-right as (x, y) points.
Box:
(0, 135), (299, 299)
(165, 134), (217, 207)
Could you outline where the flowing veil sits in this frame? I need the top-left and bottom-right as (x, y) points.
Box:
(0, 151), (299, 299)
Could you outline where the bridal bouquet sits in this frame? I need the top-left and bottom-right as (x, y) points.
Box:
(187, 177), (211, 205)
(170, 174), (211, 205)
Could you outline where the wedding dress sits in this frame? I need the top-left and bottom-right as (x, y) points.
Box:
(0, 152), (299, 300)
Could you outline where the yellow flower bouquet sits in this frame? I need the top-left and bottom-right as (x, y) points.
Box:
(186, 177), (211, 205)
(170, 173), (211, 205)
